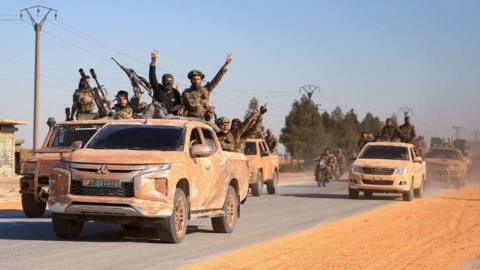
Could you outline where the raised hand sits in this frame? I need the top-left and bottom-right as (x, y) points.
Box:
(151, 49), (159, 64)
(260, 103), (268, 114)
(225, 53), (232, 66)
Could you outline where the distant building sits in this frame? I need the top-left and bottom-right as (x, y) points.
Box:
(0, 119), (29, 177)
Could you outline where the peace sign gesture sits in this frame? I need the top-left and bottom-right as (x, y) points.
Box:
(151, 49), (159, 64)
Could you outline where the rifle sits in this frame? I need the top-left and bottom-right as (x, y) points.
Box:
(89, 68), (111, 117)
(111, 57), (153, 98)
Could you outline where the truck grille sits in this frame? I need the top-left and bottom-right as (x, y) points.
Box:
(362, 179), (394, 185)
(70, 180), (134, 197)
(362, 167), (395, 175)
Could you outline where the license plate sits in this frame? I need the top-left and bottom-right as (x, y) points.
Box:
(84, 179), (121, 188)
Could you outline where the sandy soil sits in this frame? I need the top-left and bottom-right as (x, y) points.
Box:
(0, 177), (20, 204)
(182, 186), (480, 270)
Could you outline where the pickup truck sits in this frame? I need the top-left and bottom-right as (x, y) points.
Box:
(349, 142), (426, 201)
(19, 119), (106, 217)
(48, 118), (250, 243)
(425, 147), (468, 188)
(243, 138), (280, 196)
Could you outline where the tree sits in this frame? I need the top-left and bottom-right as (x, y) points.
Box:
(359, 112), (383, 135)
(280, 95), (327, 164)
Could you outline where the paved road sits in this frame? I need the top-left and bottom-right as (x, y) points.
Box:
(0, 177), (457, 270)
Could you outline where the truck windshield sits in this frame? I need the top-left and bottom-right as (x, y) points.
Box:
(360, 145), (409, 161)
(426, 149), (462, 160)
(87, 125), (185, 151)
(50, 125), (103, 148)
(244, 142), (257, 155)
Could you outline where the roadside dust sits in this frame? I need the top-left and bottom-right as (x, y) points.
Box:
(182, 185), (480, 270)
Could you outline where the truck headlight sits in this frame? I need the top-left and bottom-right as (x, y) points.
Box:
(137, 163), (171, 178)
(21, 162), (36, 175)
(351, 166), (362, 173)
(448, 164), (459, 173)
(393, 168), (408, 174)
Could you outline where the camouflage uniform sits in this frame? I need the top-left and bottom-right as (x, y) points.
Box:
(113, 104), (133, 119)
(399, 123), (416, 143)
(323, 152), (337, 178)
(182, 67), (227, 121)
(130, 86), (148, 114)
(379, 126), (400, 142)
(265, 133), (278, 153)
(72, 89), (95, 114)
(216, 117), (236, 152)
(231, 111), (260, 152)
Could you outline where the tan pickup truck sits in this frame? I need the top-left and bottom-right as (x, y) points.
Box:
(349, 142), (426, 201)
(243, 138), (280, 196)
(425, 147), (468, 188)
(48, 118), (250, 243)
(19, 119), (106, 217)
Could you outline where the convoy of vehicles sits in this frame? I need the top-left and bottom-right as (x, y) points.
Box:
(349, 142), (427, 201)
(19, 119), (107, 217)
(48, 118), (250, 243)
(425, 147), (468, 188)
(243, 138), (280, 196)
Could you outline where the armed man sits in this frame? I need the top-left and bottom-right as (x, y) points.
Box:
(358, 131), (374, 150)
(149, 49), (183, 115)
(398, 116), (416, 143)
(379, 118), (400, 142)
(70, 73), (95, 120)
(182, 53), (232, 121)
(233, 105), (267, 152)
(216, 117), (236, 151)
(318, 148), (337, 181)
(110, 90), (133, 119)
(265, 129), (278, 153)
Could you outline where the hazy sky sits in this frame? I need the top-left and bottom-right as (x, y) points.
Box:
(1, 0), (479, 148)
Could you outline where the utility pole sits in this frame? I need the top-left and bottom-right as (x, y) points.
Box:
(299, 84), (320, 100)
(20, 6), (58, 154)
(451, 126), (463, 140)
(398, 107), (413, 118)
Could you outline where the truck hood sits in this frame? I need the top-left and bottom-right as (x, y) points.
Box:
(425, 158), (461, 166)
(69, 149), (186, 164)
(354, 159), (411, 168)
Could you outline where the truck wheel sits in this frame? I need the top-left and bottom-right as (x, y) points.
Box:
(414, 180), (424, 198)
(211, 186), (238, 233)
(348, 188), (359, 199)
(266, 171), (278, 194)
(251, 171), (263, 197)
(52, 213), (83, 239)
(158, 188), (188, 243)
(402, 184), (414, 201)
(21, 193), (46, 218)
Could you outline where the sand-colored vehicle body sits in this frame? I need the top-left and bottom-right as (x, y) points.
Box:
(243, 139), (280, 196)
(48, 118), (249, 242)
(425, 147), (468, 188)
(349, 142), (426, 201)
(19, 119), (107, 217)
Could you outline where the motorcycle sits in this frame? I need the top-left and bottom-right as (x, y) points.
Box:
(315, 160), (330, 187)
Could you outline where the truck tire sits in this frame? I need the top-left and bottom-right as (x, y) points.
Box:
(21, 193), (46, 218)
(414, 180), (424, 198)
(348, 188), (359, 199)
(52, 213), (83, 239)
(402, 184), (414, 201)
(266, 171), (278, 194)
(251, 171), (263, 197)
(364, 191), (373, 198)
(158, 188), (188, 243)
(211, 186), (238, 233)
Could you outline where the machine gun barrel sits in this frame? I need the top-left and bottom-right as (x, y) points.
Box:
(88, 68), (111, 117)
(78, 68), (91, 88)
(111, 57), (153, 98)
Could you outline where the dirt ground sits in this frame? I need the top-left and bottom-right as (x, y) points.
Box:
(182, 186), (480, 270)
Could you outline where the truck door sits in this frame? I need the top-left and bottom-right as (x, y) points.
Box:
(260, 141), (273, 180)
(201, 128), (226, 209)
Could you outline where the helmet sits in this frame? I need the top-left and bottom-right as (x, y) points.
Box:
(217, 117), (230, 124)
(188, 70), (205, 80)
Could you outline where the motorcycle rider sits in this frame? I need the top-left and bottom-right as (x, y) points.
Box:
(315, 148), (337, 186)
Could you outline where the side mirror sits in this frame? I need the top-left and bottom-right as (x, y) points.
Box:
(72, 141), (83, 150)
(260, 150), (269, 157)
(349, 153), (357, 161)
(414, 156), (423, 163)
(191, 144), (214, 158)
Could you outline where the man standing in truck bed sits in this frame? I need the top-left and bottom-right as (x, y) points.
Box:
(182, 53), (232, 121)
